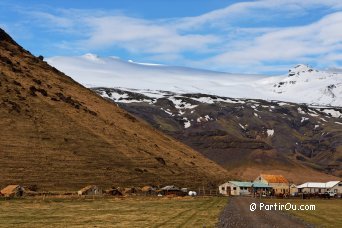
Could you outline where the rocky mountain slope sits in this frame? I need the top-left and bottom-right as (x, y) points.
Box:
(92, 87), (342, 182)
(0, 28), (230, 190)
(48, 54), (342, 106)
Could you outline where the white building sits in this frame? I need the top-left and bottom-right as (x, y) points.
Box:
(297, 181), (341, 194)
(219, 181), (271, 196)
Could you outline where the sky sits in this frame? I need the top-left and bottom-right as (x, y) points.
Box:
(0, 0), (341, 74)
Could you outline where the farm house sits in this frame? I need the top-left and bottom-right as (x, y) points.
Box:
(219, 181), (271, 196)
(0, 185), (24, 197)
(77, 185), (102, 196)
(254, 174), (289, 196)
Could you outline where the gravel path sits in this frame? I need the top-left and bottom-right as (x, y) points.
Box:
(218, 197), (313, 228)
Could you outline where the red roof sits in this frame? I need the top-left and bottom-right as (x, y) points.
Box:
(260, 174), (289, 183)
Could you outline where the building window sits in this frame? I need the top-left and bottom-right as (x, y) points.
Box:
(233, 187), (236, 190)
(221, 187), (225, 191)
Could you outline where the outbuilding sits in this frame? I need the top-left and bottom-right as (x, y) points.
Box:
(77, 185), (102, 196)
(0, 185), (24, 197)
(159, 185), (184, 196)
(297, 181), (341, 195)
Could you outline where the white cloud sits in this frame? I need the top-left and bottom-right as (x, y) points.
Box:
(81, 15), (220, 54)
(203, 12), (342, 70)
(7, 0), (342, 73)
(175, 0), (342, 30)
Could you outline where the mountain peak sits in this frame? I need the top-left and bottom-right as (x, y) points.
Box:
(288, 64), (314, 76)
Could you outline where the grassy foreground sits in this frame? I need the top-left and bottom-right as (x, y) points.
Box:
(0, 196), (227, 227)
(264, 198), (342, 228)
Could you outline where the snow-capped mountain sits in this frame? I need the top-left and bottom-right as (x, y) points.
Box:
(268, 64), (342, 106)
(47, 54), (342, 106)
(91, 87), (342, 179)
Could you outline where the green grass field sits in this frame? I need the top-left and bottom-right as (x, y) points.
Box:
(0, 196), (227, 227)
(264, 198), (342, 228)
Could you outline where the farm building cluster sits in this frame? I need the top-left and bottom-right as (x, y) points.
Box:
(1, 174), (340, 199)
(76, 185), (194, 197)
(0, 184), (196, 198)
(219, 174), (342, 197)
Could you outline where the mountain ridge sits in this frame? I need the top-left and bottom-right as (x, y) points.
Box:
(92, 87), (342, 182)
(47, 54), (342, 107)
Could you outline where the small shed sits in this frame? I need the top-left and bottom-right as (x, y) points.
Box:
(77, 185), (101, 196)
(0, 185), (24, 197)
(141, 186), (157, 195)
(105, 188), (123, 196)
(290, 184), (298, 196)
(159, 185), (183, 196)
(123, 187), (141, 195)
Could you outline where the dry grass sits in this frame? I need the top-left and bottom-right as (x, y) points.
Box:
(264, 198), (342, 227)
(0, 30), (229, 190)
(0, 196), (227, 227)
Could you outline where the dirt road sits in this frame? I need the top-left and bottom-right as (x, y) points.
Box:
(218, 197), (313, 228)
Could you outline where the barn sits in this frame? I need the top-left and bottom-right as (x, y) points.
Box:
(254, 174), (289, 196)
(0, 185), (24, 197)
(159, 185), (184, 196)
(104, 187), (123, 196)
(297, 181), (341, 195)
(77, 185), (102, 196)
(141, 186), (157, 195)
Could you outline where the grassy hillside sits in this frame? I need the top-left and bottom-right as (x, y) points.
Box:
(0, 28), (229, 190)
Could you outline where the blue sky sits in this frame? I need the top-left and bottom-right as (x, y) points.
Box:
(0, 0), (341, 74)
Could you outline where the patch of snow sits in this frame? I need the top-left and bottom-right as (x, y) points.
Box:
(183, 117), (191, 128)
(297, 107), (306, 115)
(301, 117), (309, 123)
(278, 102), (290, 106)
(168, 97), (198, 110)
(161, 108), (174, 116)
(239, 123), (246, 130)
(321, 109), (342, 118)
(267, 129), (274, 137)
(224, 98), (246, 104)
(308, 113), (319, 117)
(204, 115), (211, 121)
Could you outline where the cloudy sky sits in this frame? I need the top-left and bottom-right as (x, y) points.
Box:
(1, 0), (341, 74)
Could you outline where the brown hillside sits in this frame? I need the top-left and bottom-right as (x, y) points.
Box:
(0, 28), (229, 191)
